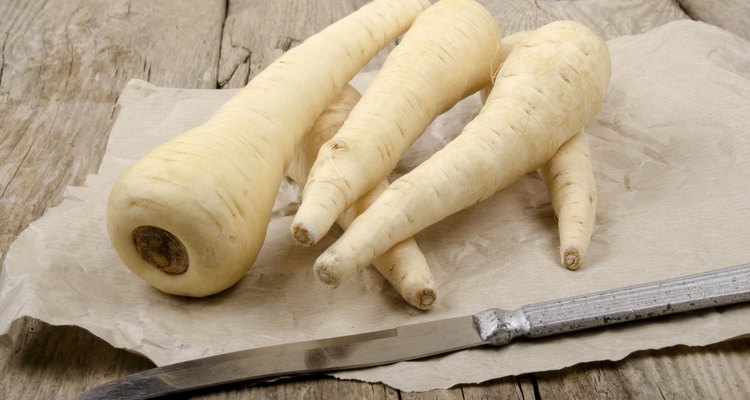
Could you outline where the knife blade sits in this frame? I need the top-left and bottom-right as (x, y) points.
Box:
(79, 261), (750, 400)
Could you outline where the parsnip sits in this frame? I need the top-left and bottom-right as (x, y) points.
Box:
(106, 0), (430, 297)
(288, 85), (436, 309)
(480, 30), (532, 103)
(338, 186), (436, 309)
(539, 130), (597, 270)
(291, 0), (503, 247)
(485, 30), (598, 270)
(313, 21), (612, 288)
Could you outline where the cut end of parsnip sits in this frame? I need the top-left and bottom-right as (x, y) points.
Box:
(132, 225), (189, 275)
(107, 0), (432, 298)
(291, 223), (317, 247)
(562, 247), (582, 270)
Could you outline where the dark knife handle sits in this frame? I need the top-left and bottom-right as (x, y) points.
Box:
(475, 262), (750, 345)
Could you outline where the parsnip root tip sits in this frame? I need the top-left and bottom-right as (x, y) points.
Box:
(415, 288), (436, 310)
(291, 223), (317, 247)
(314, 254), (340, 288)
(562, 247), (582, 270)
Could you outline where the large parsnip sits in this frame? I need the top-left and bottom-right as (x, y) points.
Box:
(314, 21), (612, 288)
(106, 0), (430, 297)
(485, 30), (599, 270)
(287, 85), (437, 309)
(291, 0), (503, 247)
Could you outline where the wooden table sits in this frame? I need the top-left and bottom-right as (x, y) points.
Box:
(2, 1), (749, 399)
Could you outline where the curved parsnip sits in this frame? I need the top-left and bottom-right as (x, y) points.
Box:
(485, 30), (598, 270)
(288, 85), (436, 309)
(291, 0), (503, 247)
(314, 21), (612, 288)
(539, 130), (597, 270)
(106, 0), (430, 297)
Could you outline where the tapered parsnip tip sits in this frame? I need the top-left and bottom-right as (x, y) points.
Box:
(314, 251), (342, 288)
(562, 246), (582, 270)
(291, 223), (317, 247)
(394, 268), (437, 310)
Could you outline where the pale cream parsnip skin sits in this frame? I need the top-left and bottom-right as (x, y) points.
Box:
(287, 85), (436, 309)
(314, 21), (612, 288)
(480, 30), (532, 103)
(292, 0), (504, 247)
(539, 130), (597, 270)
(336, 181), (436, 309)
(106, 0), (431, 297)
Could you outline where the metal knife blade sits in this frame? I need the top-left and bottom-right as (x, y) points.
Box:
(79, 261), (750, 400)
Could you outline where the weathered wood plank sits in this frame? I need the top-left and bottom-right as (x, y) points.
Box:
(0, 319), (154, 400)
(400, 376), (531, 400)
(130, 375), (400, 399)
(462, 376), (536, 400)
(400, 387), (467, 400)
(218, 0), (398, 89)
(677, 0), (750, 41)
(0, 0), (224, 259)
(534, 338), (750, 400)
(244, 377), (400, 400)
(0, 1), (224, 399)
(181, 375), (532, 399)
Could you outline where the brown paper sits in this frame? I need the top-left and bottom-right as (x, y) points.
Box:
(1, 21), (750, 391)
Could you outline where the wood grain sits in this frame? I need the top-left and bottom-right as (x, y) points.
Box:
(0, 0), (223, 260)
(1, 0), (749, 399)
(677, 0), (750, 41)
(410, 376), (532, 400)
(219, 0), (382, 89)
(535, 338), (750, 400)
(0, 318), (154, 400)
(260, 378), (400, 400)
(0, 1), (222, 399)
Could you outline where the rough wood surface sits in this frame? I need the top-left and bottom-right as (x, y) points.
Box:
(401, 376), (531, 400)
(535, 338), (750, 400)
(1, 0), (748, 399)
(0, 319), (154, 399)
(0, 0), (223, 261)
(218, 0), (379, 88)
(0, 1), (222, 399)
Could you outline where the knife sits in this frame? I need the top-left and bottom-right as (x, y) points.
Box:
(79, 261), (750, 400)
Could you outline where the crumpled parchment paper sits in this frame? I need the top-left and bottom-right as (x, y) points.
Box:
(2, 20), (750, 391)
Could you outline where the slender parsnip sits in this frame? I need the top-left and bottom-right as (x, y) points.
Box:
(538, 130), (597, 270)
(106, 0), (430, 297)
(288, 85), (436, 309)
(314, 21), (612, 288)
(291, 0), (503, 246)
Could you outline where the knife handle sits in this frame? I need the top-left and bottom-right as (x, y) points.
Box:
(475, 262), (750, 345)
